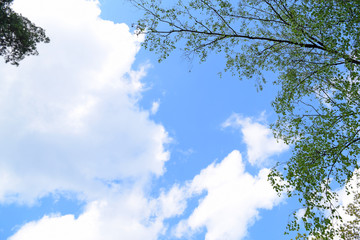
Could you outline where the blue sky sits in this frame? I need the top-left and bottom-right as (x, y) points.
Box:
(0, 0), (326, 239)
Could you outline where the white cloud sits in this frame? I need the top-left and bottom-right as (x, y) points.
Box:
(0, 0), (177, 238)
(174, 150), (283, 240)
(8, 183), (190, 240)
(150, 100), (160, 115)
(9, 192), (157, 240)
(155, 184), (188, 219)
(0, 0), (169, 204)
(8, 150), (283, 240)
(223, 113), (289, 166)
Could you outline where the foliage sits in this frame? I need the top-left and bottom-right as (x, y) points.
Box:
(131, 0), (360, 238)
(338, 193), (360, 239)
(0, 0), (49, 65)
(329, 171), (360, 240)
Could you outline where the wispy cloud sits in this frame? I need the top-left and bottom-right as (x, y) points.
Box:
(150, 100), (160, 115)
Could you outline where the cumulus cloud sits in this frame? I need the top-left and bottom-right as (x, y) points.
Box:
(8, 150), (283, 240)
(9, 191), (163, 240)
(223, 113), (289, 166)
(0, 0), (169, 204)
(0, 0), (176, 238)
(8, 182), (188, 240)
(174, 150), (283, 240)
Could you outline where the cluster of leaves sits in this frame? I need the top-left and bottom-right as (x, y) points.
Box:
(338, 190), (360, 239)
(0, 0), (49, 65)
(131, 0), (360, 238)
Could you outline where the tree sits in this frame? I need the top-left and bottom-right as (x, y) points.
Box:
(0, 0), (49, 66)
(131, 0), (360, 238)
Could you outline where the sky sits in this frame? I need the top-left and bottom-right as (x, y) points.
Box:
(0, 0), (353, 239)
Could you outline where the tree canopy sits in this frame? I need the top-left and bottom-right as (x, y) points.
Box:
(0, 0), (49, 65)
(131, 0), (360, 238)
